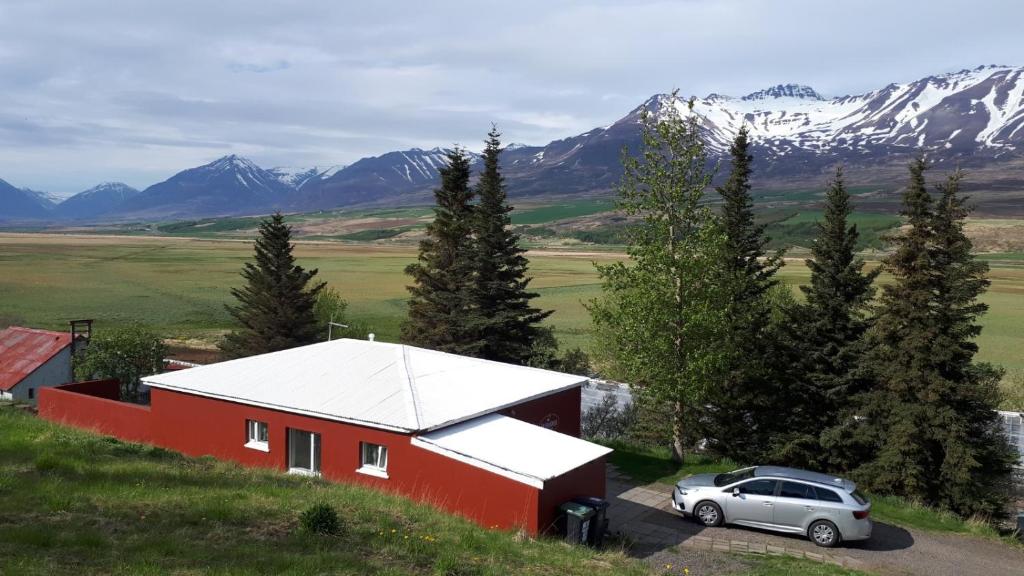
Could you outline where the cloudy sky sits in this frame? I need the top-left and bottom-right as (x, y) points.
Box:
(2, 0), (1022, 195)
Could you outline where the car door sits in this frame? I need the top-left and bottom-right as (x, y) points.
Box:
(773, 481), (818, 532)
(724, 479), (778, 526)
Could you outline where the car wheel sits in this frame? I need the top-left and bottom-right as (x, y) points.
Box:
(808, 520), (840, 548)
(693, 501), (723, 527)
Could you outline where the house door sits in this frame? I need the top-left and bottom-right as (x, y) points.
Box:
(288, 428), (321, 475)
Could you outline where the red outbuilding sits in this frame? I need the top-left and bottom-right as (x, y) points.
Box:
(0, 326), (74, 404)
(39, 338), (611, 534)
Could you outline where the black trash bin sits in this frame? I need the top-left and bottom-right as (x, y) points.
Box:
(559, 501), (595, 545)
(573, 496), (610, 548)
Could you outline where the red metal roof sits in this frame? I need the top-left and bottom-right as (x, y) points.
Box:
(0, 327), (72, 391)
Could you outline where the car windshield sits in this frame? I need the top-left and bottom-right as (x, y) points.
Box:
(714, 467), (756, 487)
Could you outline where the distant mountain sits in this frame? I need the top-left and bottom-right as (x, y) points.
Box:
(268, 165), (344, 191)
(53, 182), (140, 220)
(116, 155), (292, 219)
(0, 179), (55, 220)
(293, 148), (481, 209)
(5, 64), (1024, 222)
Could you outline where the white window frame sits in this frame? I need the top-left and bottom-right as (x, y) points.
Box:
(357, 442), (389, 479)
(244, 419), (270, 452)
(288, 428), (321, 476)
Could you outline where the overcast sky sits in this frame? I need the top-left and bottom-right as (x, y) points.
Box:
(2, 0), (1022, 195)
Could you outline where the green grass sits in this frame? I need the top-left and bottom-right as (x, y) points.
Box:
(511, 199), (617, 225)
(337, 227), (416, 241)
(0, 405), (868, 575)
(0, 406), (650, 576)
(0, 234), (1021, 373)
(761, 210), (901, 250)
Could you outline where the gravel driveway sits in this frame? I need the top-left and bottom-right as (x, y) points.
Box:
(606, 467), (1024, 576)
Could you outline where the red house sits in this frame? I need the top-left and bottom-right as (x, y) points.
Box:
(39, 338), (611, 534)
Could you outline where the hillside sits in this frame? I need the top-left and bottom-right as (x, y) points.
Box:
(0, 405), (863, 575)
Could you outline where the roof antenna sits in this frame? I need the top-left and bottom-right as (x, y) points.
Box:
(327, 313), (348, 341)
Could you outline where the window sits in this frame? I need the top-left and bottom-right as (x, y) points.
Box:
(714, 467), (756, 487)
(357, 442), (389, 479)
(779, 481), (815, 500)
(245, 420), (269, 451)
(28, 388), (34, 400)
(816, 487), (843, 503)
(288, 429), (321, 476)
(735, 479), (777, 496)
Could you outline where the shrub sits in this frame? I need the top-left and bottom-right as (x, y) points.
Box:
(300, 502), (341, 536)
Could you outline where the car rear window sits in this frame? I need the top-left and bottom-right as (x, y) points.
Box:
(815, 487), (843, 503)
(851, 490), (868, 505)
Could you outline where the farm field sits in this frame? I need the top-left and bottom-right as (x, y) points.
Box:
(1, 233), (1022, 377)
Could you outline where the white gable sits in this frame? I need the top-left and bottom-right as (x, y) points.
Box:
(143, 339), (586, 432)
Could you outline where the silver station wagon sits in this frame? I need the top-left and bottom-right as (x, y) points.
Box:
(671, 466), (872, 547)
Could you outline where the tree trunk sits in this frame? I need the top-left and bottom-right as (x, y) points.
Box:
(671, 400), (686, 464)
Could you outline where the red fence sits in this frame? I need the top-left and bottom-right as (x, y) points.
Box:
(38, 380), (154, 444)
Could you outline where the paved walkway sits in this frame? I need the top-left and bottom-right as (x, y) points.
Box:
(605, 466), (1024, 576)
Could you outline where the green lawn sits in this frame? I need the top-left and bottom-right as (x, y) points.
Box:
(0, 405), (866, 576)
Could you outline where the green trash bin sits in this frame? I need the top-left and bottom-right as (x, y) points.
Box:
(559, 501), (596, 545)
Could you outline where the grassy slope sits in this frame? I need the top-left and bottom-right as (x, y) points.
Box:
(603, 443), (1015, 544)
(0, 407), (866, 576)
(0, 406), (647, 576)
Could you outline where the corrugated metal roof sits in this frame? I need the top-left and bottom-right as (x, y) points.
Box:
(412, 414), (613, 488)
(142, 339), (587, 432)
(0, 327), (73, 391)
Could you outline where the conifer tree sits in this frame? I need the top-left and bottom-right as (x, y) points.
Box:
(470, 127), (551, 365)
(700, 126), (786, 462)
(832, 160), (1015, 517)
(401, 148), (481, 355)
(220, 213), (325, 359)
(776, 168), (879, 466)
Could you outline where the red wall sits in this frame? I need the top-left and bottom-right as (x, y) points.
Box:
(39, 383), (601, 535)
(501, 386), (581, 437)
(38, 380), (153, 444)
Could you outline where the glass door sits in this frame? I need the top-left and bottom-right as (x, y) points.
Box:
(287, 428), (321, 475)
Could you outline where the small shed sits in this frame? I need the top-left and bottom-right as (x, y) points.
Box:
(0, 327), (73, 404)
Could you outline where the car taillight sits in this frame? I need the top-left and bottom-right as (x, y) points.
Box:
(852, 510), (870, 520)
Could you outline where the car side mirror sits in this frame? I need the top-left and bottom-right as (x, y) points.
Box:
(732, 488), (740, 497)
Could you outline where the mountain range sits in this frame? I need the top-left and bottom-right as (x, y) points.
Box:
(3, 64), (1023, 223)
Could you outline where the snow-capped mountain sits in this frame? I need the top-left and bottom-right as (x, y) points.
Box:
(4, 65), (1024, 222)
(294, 147), (482, 208)
(117, 155), (293, 218)
(268, 165), (345, 190)
(0, 178), (55, 220)
(54, 182), (140, 220)
(495, 65), (1024, 196)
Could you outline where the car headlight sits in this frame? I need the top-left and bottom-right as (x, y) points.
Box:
(677, 487), (689, 496)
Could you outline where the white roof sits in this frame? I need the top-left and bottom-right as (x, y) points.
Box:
(143, 339), (586, 433)
(411, 414), (613, 488)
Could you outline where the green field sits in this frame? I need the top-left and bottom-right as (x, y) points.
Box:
(510, 199), (617, 225)
(0, 233), (1021, 377)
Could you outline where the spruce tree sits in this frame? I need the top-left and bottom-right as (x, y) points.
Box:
(837, 160), (1015, 517)
(777, 168), (879, 466)
(401, 148), (481, 355)
(470, 127), (552, 365)
(220, 213), (325, 359)
(717, 126), (782, 297)
(700, 126), (786, 462)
